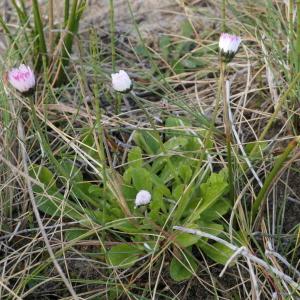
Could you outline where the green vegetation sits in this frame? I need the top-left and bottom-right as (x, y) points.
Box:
(0, 0), (299, 299)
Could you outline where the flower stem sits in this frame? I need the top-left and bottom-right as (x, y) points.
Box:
(221, 62), (234, 202)
(109, 0), (116, 72)
(221, 0), (226, 32)
(109, 0), (121, 114)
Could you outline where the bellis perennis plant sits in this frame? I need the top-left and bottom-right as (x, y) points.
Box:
(135, 190), (151, 208)
(111, 70), (132, 93)
(219, 33), (241, 62)
(8, 64), (35, 94)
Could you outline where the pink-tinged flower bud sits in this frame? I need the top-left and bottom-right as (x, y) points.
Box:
(111, 70), (132, 93)
(219, 33), (241, 62)
(8, 64), (35, 94)
(135, 190), (151, 208)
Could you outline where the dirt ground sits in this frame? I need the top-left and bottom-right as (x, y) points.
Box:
(86, 0), (184, 36)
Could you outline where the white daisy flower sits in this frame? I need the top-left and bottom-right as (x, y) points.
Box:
(135, 190), (151, 208)
(8, 64), (35, 93)
(111, 70), (132, 93)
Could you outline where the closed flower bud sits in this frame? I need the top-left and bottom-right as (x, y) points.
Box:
(8, 64), (35, 94)
(219, 33), (241, 62)
(111, 70), (132, 93)
(135, 190), (151, 208)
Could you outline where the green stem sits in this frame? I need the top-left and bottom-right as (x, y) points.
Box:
(226, 133), (234, 201)
(250, 139), (298, 222)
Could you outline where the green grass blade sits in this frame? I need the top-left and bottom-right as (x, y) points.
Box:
(64, 0), (70, 27)
(32, 0), (48, 68)
(56, 0), (87, 85)
(250, 139), (298, 223)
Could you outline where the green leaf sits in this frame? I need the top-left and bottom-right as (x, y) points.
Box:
(246, 141), (268, 159)
(185, 136), (202, 152)
(123, 167), (133, 185)
(65, 227), (89, 241)
(29, 164), (83, 220)
(33, 185), (84, 220)
(131, 167), (152, 191)
(128, 147), (143, 168)
(112, 220), (142, 233)
(169, 252), (197, 282)
(198, 241), (234, 265)
(60, 160), (83, 183)
(107, 244), (144, 268)
(30, 164), (56, 188)
(149, 188), (167, 223)
(197, 172), (228, 215)
(163, 136), (188, 151)
(175, 232), (200, 248)
(159, 163), (175, 183)
(173, 184), (194, 221)
(60, 160), (83, 182)
(133, 131), (160, 155)
(122, 184), (137, 200)
(172, 184), (185, 201)
(165, 116), (191, 138)
(197, 221), (224, 236)
(151, 157), (167, 174)
(178, 164), (192, 183)
(159, 35), (172, 60)
(182, 56), (206, 69)
(181, 20), (194, 38)
(201, 199), (231, 222)
(88, 185), (102, 197)
(151, 174), (171, 197)
(135, 44), (148, 58)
